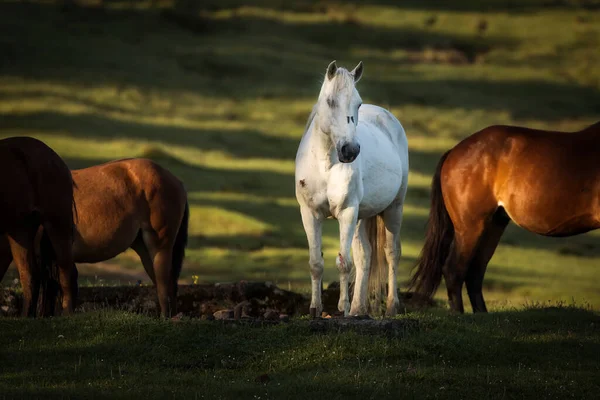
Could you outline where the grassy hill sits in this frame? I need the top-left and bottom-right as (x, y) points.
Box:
(1, 0), (600, 310)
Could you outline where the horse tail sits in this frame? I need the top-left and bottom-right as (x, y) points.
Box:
(408, 150), (454, 300)
(171, 200), (189, 292)
(366, 213), (387, 314)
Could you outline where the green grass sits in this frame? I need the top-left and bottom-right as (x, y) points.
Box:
(1, 306), (599, 399)
(1, 0), (600, 310)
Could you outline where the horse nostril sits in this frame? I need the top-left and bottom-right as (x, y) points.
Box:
(341, 144), (349, 157)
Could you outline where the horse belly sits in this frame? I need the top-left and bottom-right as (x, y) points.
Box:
(501, 197), (600, 237)
(359, 177), (402, 218)
(358, 149), (404, 217)
(73, 218), (140, 263)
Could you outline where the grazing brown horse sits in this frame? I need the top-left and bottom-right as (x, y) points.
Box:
(0, 158), (189, 318)
(0, 136), (77, 317)
(409, 121), (600, 313)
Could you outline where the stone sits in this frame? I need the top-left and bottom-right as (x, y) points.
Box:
(263, 310), (279, 320)
(233, 301), (251, 320)
(279, 314), (290, 323)
(213, 309), (234, 320)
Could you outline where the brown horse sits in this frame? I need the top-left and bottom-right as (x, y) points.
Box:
(0, 158), (189, 318)
(0, 136), (77, 317)
(409, 121), (600, 313)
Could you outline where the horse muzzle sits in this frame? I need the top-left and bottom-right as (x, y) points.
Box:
(338, 142), (360, 163)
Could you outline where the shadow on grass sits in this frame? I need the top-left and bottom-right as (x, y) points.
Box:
(2, 0), (600, 121)
(343, 0), (600, 13)
(0, 306), (599, 399)
(0, 111), (302, 161)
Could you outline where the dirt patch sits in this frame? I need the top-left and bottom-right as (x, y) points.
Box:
(0, 281), (435, 318)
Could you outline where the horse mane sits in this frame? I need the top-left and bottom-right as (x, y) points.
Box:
(330, 68), (354, 94)
(303, 104), (318, 137)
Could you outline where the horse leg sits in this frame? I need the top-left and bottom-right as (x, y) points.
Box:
(43, 224), (76, 315)
(466, 213), (509, 313)
(134, 228), (176, 317)
(153, 248), (175, 318)
(131, 233), (157, 285)
(7, 230), (39, 317)
(300, 206), (324, 316)
(349, 220), (370, 316)
(382, 203), (404, 317)
(443, 220), (486, 314)
(336, 206), (358, 316)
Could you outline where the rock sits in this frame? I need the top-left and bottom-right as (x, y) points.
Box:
(200, 302), (213, 316)
(233, 301), (251, 320)
(171, 312), (184, 322)
(263, 310), (279, 320)
(213, 309), (234, 320)
(279, 314), (290, 323)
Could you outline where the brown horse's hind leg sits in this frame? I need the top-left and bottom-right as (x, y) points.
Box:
(443, 221), (487, 314)
(466, 212), (509, 313)
(43, 224), (76, 315)
(153, 248), (175, 317)
(7, 230), (39, 317)
(132, 231), (175, 317)
(131, 233), (157, 285)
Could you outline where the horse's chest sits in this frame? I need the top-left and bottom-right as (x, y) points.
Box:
(296, 177), (330, 216)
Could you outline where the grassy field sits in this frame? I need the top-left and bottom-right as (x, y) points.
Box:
(0, 306), (599, 399)
(1, 0), (600, 310)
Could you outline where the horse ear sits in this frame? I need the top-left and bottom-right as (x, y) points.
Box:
(326, 60), (337, 81)
(351, 61), (363, 83)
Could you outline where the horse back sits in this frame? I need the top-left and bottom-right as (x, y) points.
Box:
(0, 137), (74, 231)
(72, 158), (187, 223)
(442, 123), (600, 236)
(359, 104), (407, 153)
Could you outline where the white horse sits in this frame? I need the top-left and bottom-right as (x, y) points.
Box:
(295, 61), (409, 317)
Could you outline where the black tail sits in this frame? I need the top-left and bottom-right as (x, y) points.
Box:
(171, 201), (189, 292)
(409, 150), (454, 299)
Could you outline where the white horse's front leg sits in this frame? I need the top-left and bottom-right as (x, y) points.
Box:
(336, 205), (358, 316)
(300, 206), (324, 316)
(350, 220), (370, 316)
